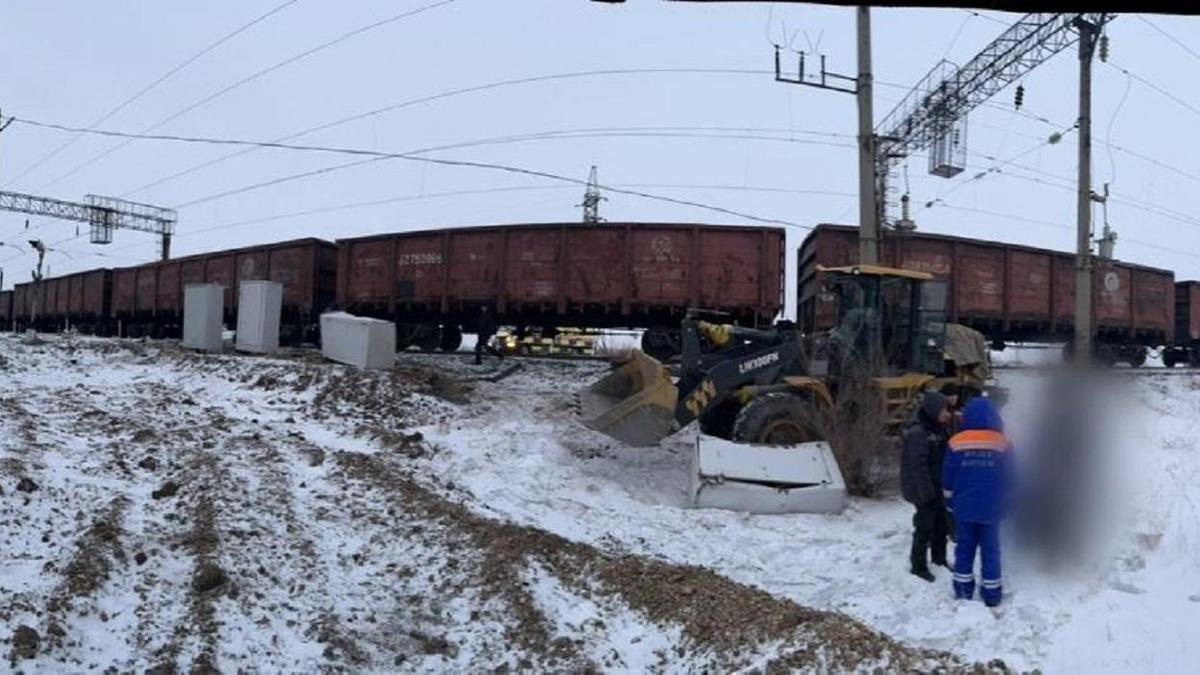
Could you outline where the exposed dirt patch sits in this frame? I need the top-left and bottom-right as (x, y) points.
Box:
(334, 450), (957, 672)
(9, 624), (39, 661)
(38, 498), (129, 654)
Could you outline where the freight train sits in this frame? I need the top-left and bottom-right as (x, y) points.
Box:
(798, 224), (1200, 367)
(334, 223), (784, 357)
(1, 220), (1197, 366)
(2, 223), (785, 359)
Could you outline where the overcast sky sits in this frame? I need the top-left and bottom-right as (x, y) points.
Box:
(1, 1), (1197, 316)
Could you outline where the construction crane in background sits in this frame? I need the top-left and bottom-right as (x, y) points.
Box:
(0, 191), (177, 260)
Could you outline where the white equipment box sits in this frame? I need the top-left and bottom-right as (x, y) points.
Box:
(236, 280), (283, 353)
(183, 284), (224, 352)
(320, 312), (395, 369)
(689, 434), (847, 514)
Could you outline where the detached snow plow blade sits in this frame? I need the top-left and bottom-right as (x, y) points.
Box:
(578, 350), (678, 446)
(689, 434), (847, 514)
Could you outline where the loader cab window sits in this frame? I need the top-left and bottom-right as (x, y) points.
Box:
(913, 280), (949, 374)
(827, 277), (876, 367)
(880, 277), (914, 372)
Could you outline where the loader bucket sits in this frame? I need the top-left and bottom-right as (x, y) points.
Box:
(578, 350), (679, 446)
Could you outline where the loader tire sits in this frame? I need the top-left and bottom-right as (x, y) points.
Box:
(731, 392), (821, 445)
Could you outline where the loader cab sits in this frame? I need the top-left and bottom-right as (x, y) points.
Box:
(820, 265), (948, 377)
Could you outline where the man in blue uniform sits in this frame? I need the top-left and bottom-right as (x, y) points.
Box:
(943, 397), (1014, 607)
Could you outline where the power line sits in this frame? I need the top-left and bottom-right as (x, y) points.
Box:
(118, 67), (780, 198)
(919, 123), (1077, 210)
(976, 161), (1200, 231)
(1106, 60), (1200, 121)
(959, 8), (1008, 27)
(932, 202), (1200, 261)
(2, 179), (856, 272)
(31, 0), (458, 194)
(940, 12), (974, 61)
(165, 127), (856, 210)
(35, 182), (857, 260)
(1138, 15), (1200, 63)
(1, 0), (303, 189)
(3, 117), (817, 233)
(1104, 68), (1132, 185)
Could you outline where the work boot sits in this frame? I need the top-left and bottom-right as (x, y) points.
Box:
(910, 566), (936, 583)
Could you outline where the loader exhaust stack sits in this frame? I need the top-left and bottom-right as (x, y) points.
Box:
(578, 350), (678, 446)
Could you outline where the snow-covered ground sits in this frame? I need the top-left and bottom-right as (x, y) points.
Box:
(0, 336), (948, 673)
(2, 334), (1197, 672)
(406, 350), (1200, 673)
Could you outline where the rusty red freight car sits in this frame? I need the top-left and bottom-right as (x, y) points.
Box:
(1164, 281), (1200, 367)
(110, 238), (337, 342)
(798, 224), (1174, 365)
(13, 269), (112, 334)
(336, 222), (785, 356)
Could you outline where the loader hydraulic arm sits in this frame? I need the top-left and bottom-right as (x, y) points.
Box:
(674, 318), (800, 427)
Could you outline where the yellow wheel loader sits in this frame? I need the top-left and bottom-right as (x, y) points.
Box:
(578, 265), (991, 514)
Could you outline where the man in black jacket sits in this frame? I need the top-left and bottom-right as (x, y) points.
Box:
(901, 390), (953, 582)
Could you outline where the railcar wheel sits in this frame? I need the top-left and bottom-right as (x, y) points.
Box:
(641, 326), (677, 361)
(1127, 346), (1147, 368)
(439, 324), (463, 352)
(415, 324), (441, 352)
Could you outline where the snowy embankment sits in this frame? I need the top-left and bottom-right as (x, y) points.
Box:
(1, 336), (952, 673)
(2, 335), (1196, 672)
(405, 352), (1200, 674)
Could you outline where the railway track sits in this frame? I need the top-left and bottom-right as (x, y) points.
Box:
(396, 348), (616, 364)
(993, 364), (1200, 376)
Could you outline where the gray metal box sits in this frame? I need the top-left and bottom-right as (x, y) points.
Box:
(183, 284), (223, 352)
(236, 280), (282, 353)
(320, 312), (395, 369)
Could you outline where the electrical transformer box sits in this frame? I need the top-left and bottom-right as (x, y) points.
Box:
(183, 284), (223, 352)
(236, 280), (283, 353)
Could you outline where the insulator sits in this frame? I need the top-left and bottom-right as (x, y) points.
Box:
(1100, 34), (1110, 63)
(1014, 84), (1025, 110)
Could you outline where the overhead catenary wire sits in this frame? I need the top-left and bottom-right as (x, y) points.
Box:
(932, 202), (1200, 261)
(31, 0), (459, 194)
(165, 128), (856, 210)
(1106, 60), (1200, 121)
(1, 0), (303, 189)
(919, 123), (1078, 210)
(959, 160), (1200, 231)
(19, 181), (860, 265)
(118, 67), (784, 198)
(11, 109), (1200, 250)
(1, 117), (819, 236)
(1104, 68), (1131, 192)
(1137, 15), (1200, 63)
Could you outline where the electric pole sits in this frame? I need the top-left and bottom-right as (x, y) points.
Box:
(28, 239), (46, 330)
(580, 165), (605, 223)
(773, 9), (877, 263)
(1074, 17), (1099, 365)
(855, 7), (878, 264)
